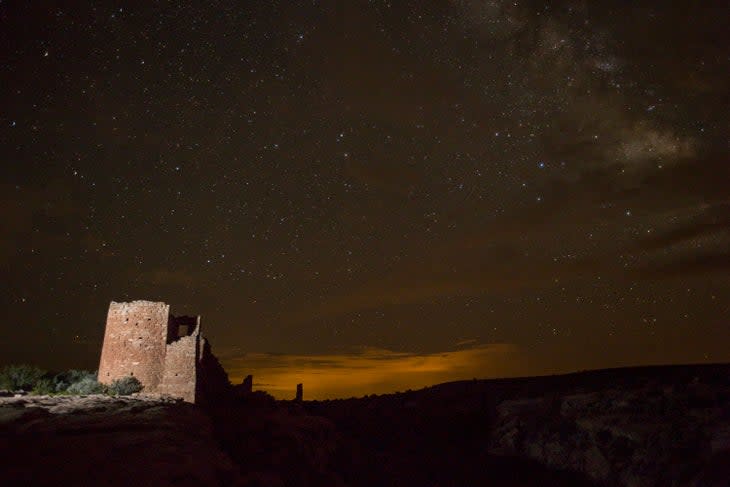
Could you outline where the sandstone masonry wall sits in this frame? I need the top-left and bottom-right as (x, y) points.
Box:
(158, 330), (199, 403)
(196, 338), (232, 403)
(98, 301), (170, 389)
(98, 300), (230, 403)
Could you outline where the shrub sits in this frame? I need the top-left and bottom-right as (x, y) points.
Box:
(32, 378), (55, 395)
(54, 369), (97, 393)
(107, 376), (143, 395)
(0, 364), (46, 391)
(67, 377), (106, 395)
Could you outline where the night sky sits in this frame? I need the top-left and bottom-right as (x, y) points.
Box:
(1, 1), (728, 398)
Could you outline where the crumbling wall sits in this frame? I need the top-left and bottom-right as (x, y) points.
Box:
(98, 300), (230, 403)
(98, 301), (170, 389)
(168, 315), (199, 342)
(196, 338), (232, 403)
(158, 329), (199, 402)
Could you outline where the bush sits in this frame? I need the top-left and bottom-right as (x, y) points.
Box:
(67, 377), (106, 395)
(54, 369), (97, 393)
(32, 378), (55, 395)
(0, 364), (46, 391)
(107, 376), (143, 395)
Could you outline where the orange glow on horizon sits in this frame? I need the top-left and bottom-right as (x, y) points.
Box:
(222, 344), (528, 399)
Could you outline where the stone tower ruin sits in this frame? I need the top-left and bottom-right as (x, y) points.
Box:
(98, 300), (229, 403)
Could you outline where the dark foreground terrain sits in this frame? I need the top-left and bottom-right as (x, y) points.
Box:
(1, 364), (729, 486)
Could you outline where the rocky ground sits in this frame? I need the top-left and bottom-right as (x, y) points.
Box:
(1, 364), (728, 486)
(489, 381), (730, 486)
(307, 363), (730, 487)
(0, 394), (240, 486)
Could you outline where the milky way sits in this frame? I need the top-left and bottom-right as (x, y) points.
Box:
(1, 1), (728, 396)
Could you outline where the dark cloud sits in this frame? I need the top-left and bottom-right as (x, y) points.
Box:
(637, 252), (730, 279)
(637, 202), (730, 252)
